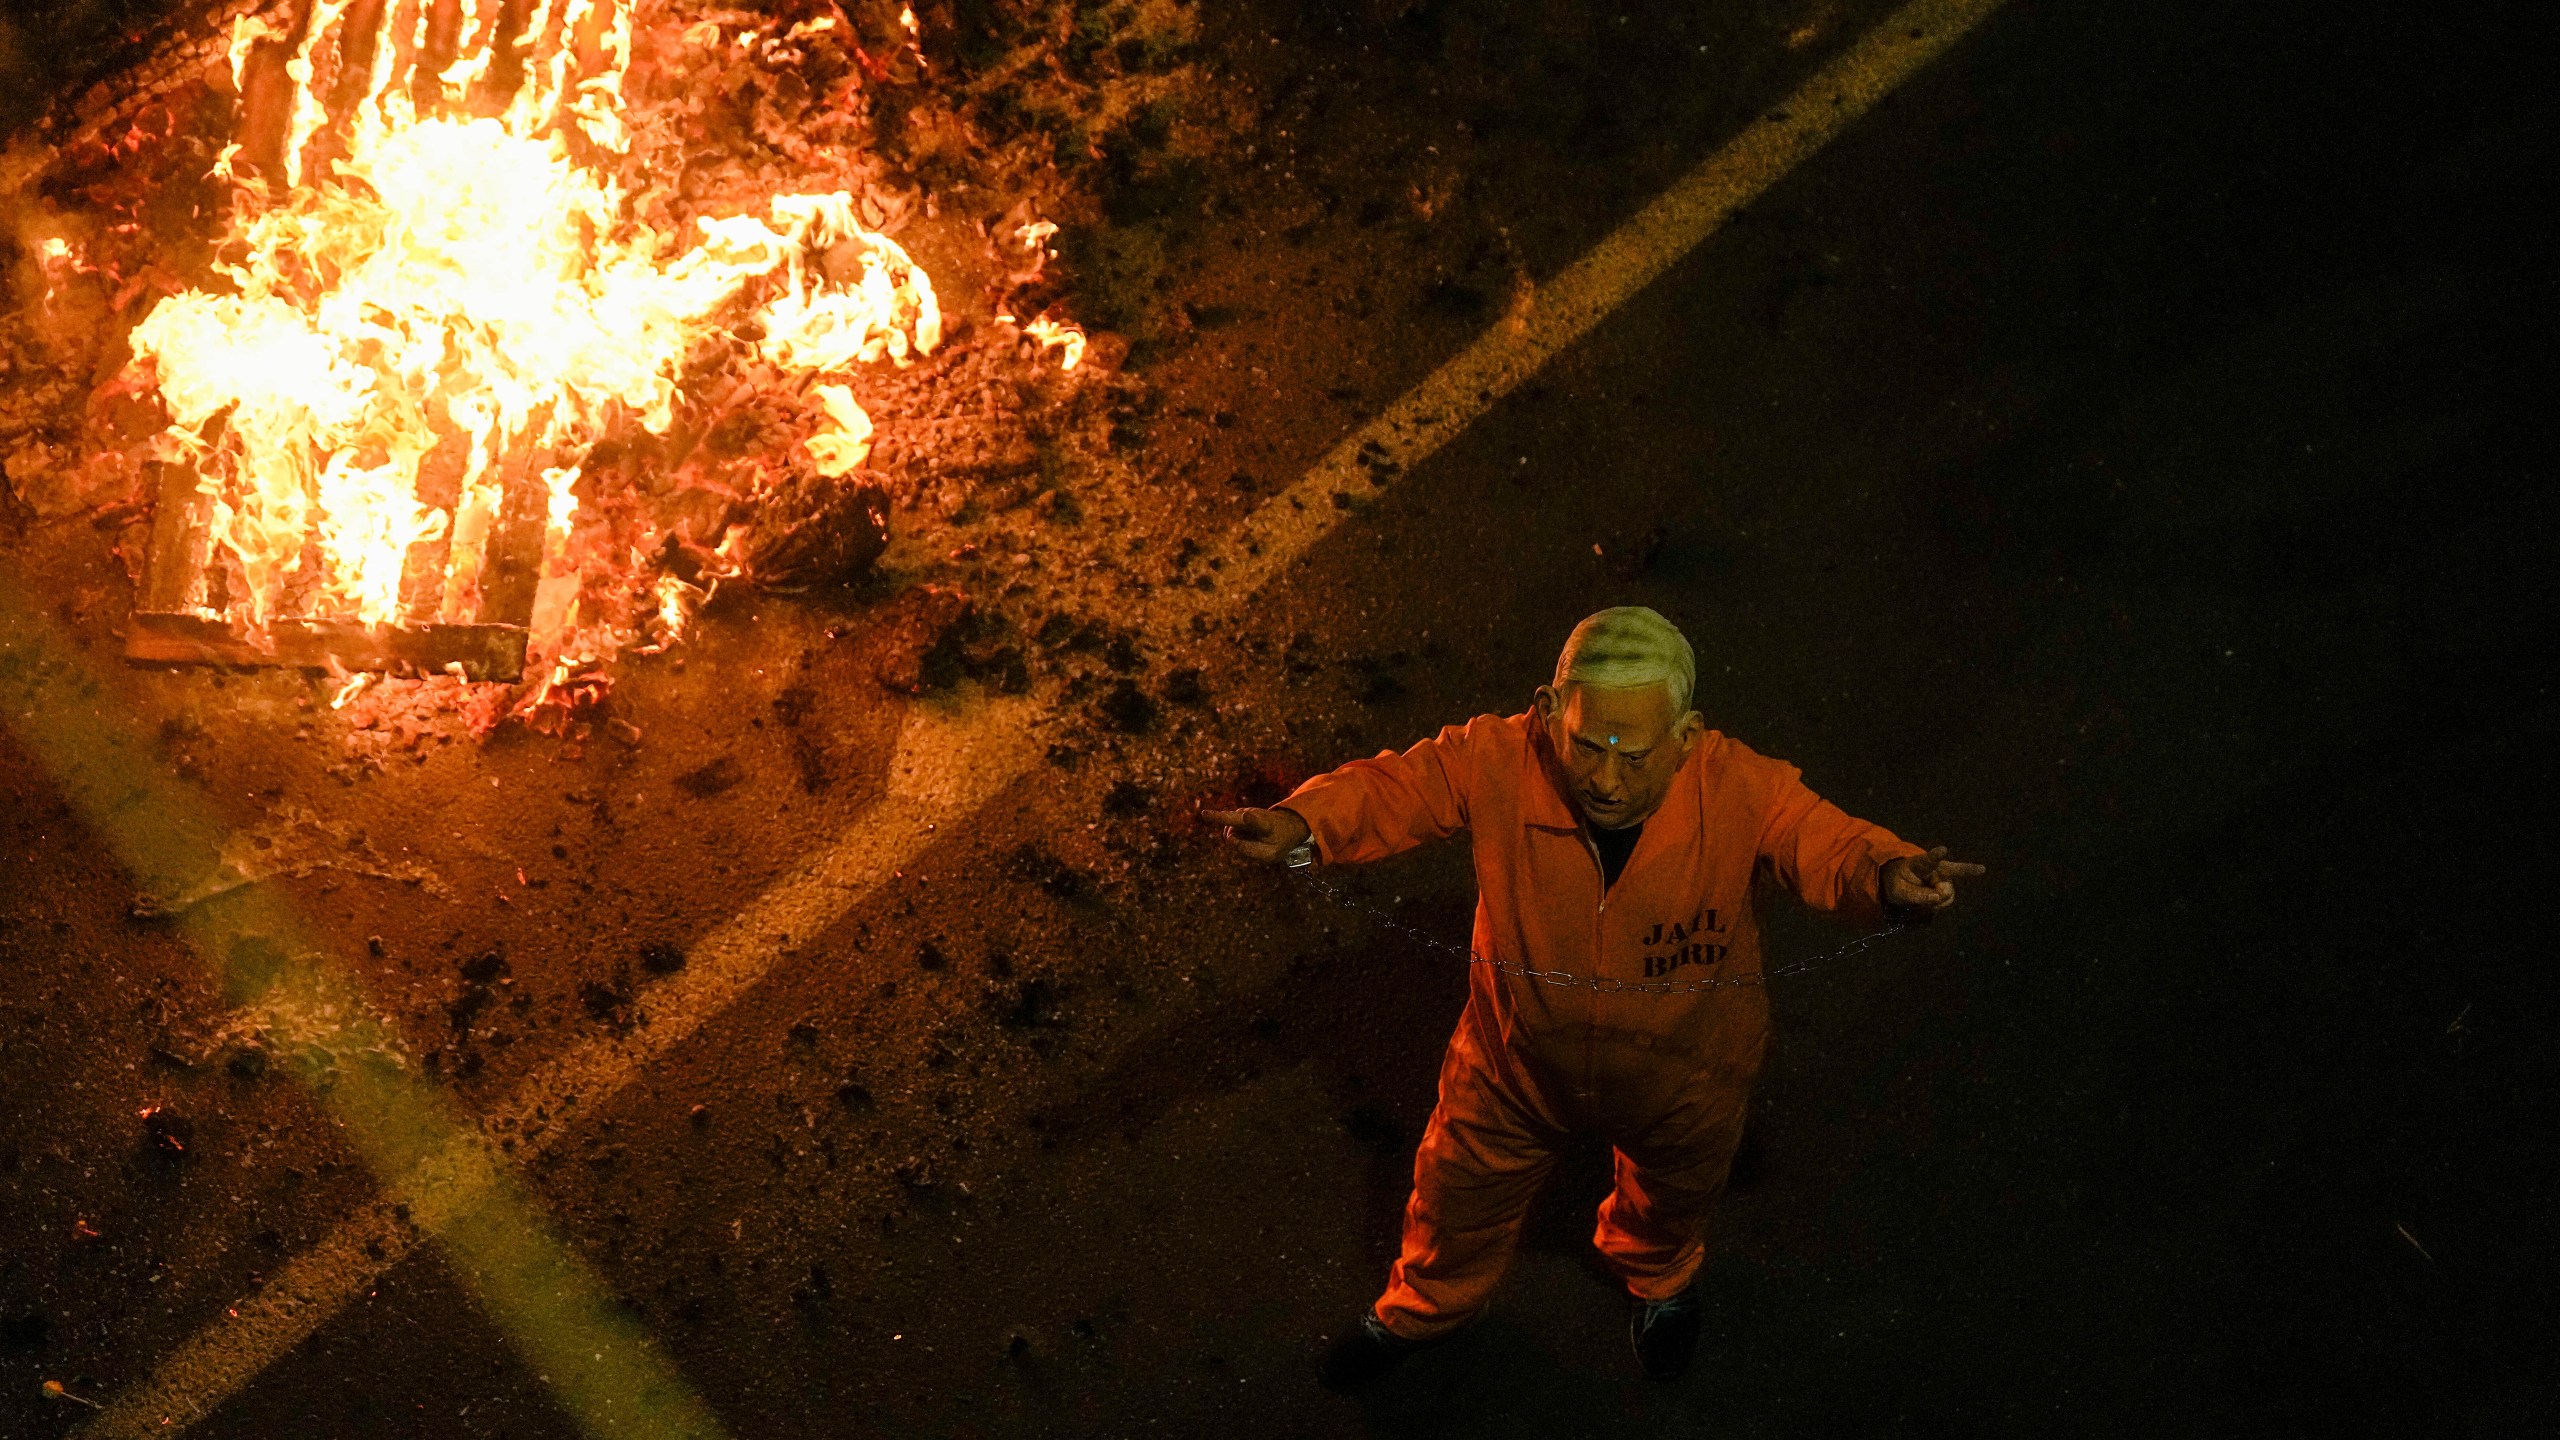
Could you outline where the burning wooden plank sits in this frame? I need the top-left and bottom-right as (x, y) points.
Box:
(123, 612), (531, 679)
(124, 446), (543, 681)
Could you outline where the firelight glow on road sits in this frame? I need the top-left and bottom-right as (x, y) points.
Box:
(36, 0), (2014, 1433)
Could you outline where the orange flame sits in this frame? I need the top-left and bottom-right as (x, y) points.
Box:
(1021, 316), (1087, 371)
(125, 0), (938, 691)
(998, 309), (1086, 372)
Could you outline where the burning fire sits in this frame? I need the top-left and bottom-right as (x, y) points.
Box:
(35, 236), (86, 308)
(999, 222), (1084, 371)
(124, 0), (945, 710)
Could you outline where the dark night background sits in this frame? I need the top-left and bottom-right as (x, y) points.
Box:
(2, 0), (2553, 1435)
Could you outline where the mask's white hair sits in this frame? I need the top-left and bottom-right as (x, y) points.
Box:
(1553, 606), (1696, 714)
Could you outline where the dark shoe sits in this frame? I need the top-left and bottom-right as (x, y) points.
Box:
(1629, 1283), (1705, 1381)
(1320, 1311), (1433, 1393)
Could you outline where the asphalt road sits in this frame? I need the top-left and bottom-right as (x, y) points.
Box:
(4, 0), (2553, 1436)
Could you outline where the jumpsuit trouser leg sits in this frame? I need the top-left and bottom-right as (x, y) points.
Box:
(1590, 1085), (1750, 1302)
(1371, 1051), (1560, 1341)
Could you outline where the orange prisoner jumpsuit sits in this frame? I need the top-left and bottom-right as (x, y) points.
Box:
(1281, 712), (1922, 1340)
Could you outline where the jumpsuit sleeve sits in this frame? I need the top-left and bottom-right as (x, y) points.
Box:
(1277, 717), (1493, 865)
(1753, 762), (1926, 928)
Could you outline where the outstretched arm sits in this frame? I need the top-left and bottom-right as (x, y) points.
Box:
(1206, 717), (1495, 867)
(1756, 760), (1980, 926)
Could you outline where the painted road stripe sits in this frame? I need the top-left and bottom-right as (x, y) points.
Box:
(1198, 0), (2011, 611)
(76, 0), (2008, 1431)
(1, 618), (737, 1436)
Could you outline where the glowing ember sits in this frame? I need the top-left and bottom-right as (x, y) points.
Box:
(34, 236), (85, 308)
(1020, 315), (1089, 372)
(998, 219), (1083, 370)
(124, 0), (943, 706)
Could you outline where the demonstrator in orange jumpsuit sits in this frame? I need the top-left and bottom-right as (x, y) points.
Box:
(1208, 606), (1984, 1387)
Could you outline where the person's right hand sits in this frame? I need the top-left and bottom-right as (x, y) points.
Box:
(1201, 806), (1313, 864)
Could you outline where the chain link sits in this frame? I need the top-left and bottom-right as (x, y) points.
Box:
(1293, 871), (1908, 995)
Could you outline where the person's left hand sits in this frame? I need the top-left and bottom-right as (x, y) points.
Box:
(1881, 845), (1987, 914)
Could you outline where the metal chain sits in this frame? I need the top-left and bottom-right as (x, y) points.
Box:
(1293, 870), (1909, 996)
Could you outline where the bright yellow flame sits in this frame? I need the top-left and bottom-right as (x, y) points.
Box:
(804, 384), (876, 477)
(1000, 308), (1086, 372)
(1022, 316), (1087, 371)
(126, 0), (938, 684)
(898, 5), (927, 68)
(35, 235), (80, 306)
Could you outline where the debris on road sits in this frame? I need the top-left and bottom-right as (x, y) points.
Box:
(871, 584), (977, 694)
(1098, 678), (1157, 733)
(130, 799), (452, 918)
(136, 1103), (190, 1160)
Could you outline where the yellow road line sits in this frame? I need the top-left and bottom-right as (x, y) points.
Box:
(1202, 0), (2012, 609)
(1, 594), (735, 1440)
(69, 0), (2008, 1431)
(78, 1207), (417, 1436)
